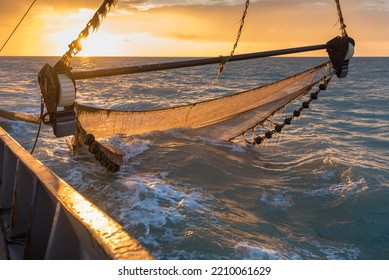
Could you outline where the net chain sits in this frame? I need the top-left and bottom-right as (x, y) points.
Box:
(243, 74), (334, 146)
(83, 133), (121, 172)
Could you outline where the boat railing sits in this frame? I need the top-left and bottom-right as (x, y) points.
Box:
(0, 127), (153, 260)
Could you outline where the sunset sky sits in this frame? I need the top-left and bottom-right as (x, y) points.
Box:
(0, 0), (388, 57)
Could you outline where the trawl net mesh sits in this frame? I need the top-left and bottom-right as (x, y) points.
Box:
(76, 63), (330, 141)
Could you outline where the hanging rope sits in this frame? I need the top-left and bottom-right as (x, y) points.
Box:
(30, 97), (45, 154)
(58, 0), (118, 67)
(0, 0), (37, 53)
(215, 0), (250, 78)
(334, 0), (348, 37)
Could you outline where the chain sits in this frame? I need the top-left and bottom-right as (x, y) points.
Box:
(243, 73), (334, 146)
(215, 0), (250, 79)
(334, 0), (348, 37)
(58, 0), (118, 68)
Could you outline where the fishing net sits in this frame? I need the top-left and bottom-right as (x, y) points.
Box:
(0, 0), (352, 175)
(76, 62), (331, 142)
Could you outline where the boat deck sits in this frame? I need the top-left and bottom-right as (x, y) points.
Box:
(0, 127), (153, 260)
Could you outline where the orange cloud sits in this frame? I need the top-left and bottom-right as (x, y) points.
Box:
(0, 0), (388, 56)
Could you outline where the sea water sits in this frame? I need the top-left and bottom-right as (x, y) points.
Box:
(0, 56), (388, 259)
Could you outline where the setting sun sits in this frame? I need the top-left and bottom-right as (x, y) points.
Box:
(52, 30), (125, 57)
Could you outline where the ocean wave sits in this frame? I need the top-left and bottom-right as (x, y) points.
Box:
(260, 192), (294, 210)
(113, 176), (212, 250)
(309, 178), (368, 201)
(233, 242), (279, 260)
(313, 242), (360, 260)
(1, 57), (387, 259)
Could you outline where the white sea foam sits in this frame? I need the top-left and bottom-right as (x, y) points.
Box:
(1, 56), (387, 260)
(64, 169), (87, 186)
(314, 242), (360, 260)
(312, 169), (335, 180)
(329, 178), (369, 198)
(233, 242), (279, 260)
(52, 146), (70, 156)
(310, 178), (368, 198)
(154, 250), (225, 260)
(116, 176), (212, 248)
(261, 190), (294, 210)
(105, 136), (150, 162)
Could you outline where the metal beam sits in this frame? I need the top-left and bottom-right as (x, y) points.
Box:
(72, 43), (329, 80)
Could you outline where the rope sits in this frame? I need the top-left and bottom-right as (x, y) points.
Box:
(59, 0), (118, 67)
(0, 0), (37, 53)
(0, 109), (40, 124)
(334, 0), (348, 37)
(30, 97), (45, 154)
(215, 0), (250, 79)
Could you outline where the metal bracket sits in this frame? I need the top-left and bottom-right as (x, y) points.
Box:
(38, 63), (76, 137)
(327, 36), (355, 78)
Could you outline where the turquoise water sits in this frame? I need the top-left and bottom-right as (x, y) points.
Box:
(0, 56), (388, 259)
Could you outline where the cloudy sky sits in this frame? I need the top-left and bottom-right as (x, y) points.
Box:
(0, 0), (388, 56)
